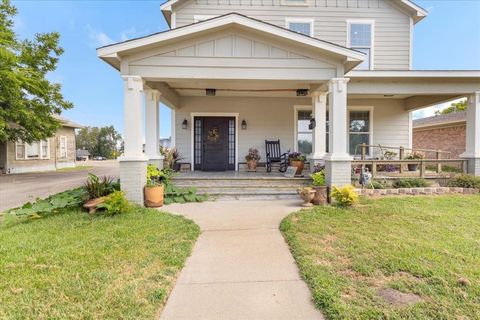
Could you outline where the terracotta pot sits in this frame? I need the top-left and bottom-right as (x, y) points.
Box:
(312, 186), (328, 205)
(290, 160), (305, 175)
(408, 164), (419, 172)
(83, 197), (106, 214)
(246, 159), (259, 172)
(144, 185), (164, 207)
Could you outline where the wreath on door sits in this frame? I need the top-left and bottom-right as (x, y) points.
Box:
(207, 127), (220, 142)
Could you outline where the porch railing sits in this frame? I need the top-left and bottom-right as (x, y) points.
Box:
(352, 144), (467, 178)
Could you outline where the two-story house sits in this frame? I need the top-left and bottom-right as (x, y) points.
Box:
(97, 0), (480, 204)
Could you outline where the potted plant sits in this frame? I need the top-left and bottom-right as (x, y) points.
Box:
(144, 165), (165, 207)
(161, 147), (184, 172)
(311, 170), (327, 205)
(404, 151), (425, 171)
(289, 152), (307, 175)
(297, 187), (315, 207)
(245, 148), (261, 172)
(82, 173), (117, 213)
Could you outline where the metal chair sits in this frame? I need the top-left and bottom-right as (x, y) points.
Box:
(265, 140), (289, 173)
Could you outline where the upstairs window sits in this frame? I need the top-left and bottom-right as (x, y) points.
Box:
(348, 21), (374, 70)
(286, 18), (314, 37)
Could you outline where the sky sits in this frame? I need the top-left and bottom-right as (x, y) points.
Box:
(11, 0), (480, 138)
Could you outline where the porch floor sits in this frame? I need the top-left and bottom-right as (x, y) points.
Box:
(173, 171), (311, 180)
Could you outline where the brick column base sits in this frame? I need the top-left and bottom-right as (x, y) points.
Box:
(119, 159), (147, 205)
(325, 160), (352, 186)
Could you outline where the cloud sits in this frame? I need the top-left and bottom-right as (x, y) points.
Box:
(412, 97), (466, 120)
(85, 24), (115, 47)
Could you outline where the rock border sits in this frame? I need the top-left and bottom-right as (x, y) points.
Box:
(357, 187), (479, 196)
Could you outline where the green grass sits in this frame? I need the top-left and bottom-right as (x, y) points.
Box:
(57, 165), (93, 172)
(280, 195), (480, 320)
(0, 208), (200, 319)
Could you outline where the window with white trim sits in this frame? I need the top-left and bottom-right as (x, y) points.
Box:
(41, 140), (49, 159)
(286, 18), (314, 37)
(297, 110), (313, 154)
(59, 136), (67, 159)
(349, 111), (371, 155)
(26, 142), (39, 159)
(16, 141), (25, 159)
(348, 22), (373, 70)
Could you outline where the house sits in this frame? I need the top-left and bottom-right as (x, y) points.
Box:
(76, 149), (91, 161)
(413, 111), (467, 160)
(0, 116), (83, 174)
(97, 0), (480, 204)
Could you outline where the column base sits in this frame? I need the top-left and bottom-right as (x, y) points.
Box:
(325, 159), (352, 186)
(147, 155), (165, 170)
(461, 156), (480, 176)
(119, 158), (148, 206)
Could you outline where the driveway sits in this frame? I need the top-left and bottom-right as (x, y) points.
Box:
(0, 160), (119, 212)
(161, 201), (323, 320)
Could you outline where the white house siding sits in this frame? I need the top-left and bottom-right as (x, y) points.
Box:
(174, 0), (411, 70)
(174, 96), (410, 167)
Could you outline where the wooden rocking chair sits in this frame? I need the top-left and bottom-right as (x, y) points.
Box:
(265, 140), (289, 173)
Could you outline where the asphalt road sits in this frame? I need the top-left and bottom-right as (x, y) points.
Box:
(0, 160), (119, 212)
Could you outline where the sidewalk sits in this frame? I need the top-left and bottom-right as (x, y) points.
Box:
(160, 201), (323, 320)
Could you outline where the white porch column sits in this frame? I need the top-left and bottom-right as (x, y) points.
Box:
(310, 91), (327, 171)
(145, 89), (164, 169)
(324, 78), (352, 186)
(461, 92), (480, 176)
(120, 76), (148, 205)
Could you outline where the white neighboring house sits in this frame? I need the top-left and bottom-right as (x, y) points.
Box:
(97, 0), (480, 204)
(0, 116), (83, 174)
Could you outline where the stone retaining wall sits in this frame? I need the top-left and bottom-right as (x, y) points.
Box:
(357, 187), (479, 196)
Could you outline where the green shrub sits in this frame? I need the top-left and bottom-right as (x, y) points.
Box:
(98, 191), (131, 216)
(448, 174), (480, 189)
(331, 185), (359, 207)
(311, 170), (326, 186)
(392, 178), (431, 189)
(366, 180), (389, 189)
(164, 185), (208, 205)
(84, 173), (118, 199)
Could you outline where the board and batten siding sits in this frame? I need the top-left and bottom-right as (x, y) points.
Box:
(174, 96), (411, 167)
(173, 0), (412, 70)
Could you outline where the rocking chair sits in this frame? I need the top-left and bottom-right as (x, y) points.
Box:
(265, 140), (289, 173)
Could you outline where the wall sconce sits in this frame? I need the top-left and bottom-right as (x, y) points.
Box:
(241, 119), (247, 130)
(206, 88), (216, 96)
(309, 118), (316, 130)
(296, 89), (309, 97)
(182, 119), (188, 129)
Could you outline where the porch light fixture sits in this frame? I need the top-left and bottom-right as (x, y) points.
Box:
(309, 118), (316, 130)
(296, 89), (309, 97)
(182, 119), (188, 129)
(206, 88), (216, 96)
(241, 119), (247, 130)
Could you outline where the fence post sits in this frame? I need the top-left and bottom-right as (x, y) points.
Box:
(436, 150), (442, 173)
(420, 160), (426, 178)
(372, 162), (377, 177)
(399, 147), (404, 174)
(361, 143), (366, 160)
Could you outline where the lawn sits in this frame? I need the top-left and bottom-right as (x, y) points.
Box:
(0, 207), (199, 319)
(281, 195), (480, 320)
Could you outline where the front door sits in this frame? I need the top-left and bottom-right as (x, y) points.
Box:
(200, 117), (232, 171)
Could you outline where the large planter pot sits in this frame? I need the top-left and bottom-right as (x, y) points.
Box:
(83, 197), (106, 214)
(290, 160), (305, 175)
(144, 185), (164, 207)
(298, 189), (315, 207)
(246, 159), (259, 172)
(312, 186), (328, 205)
(408, 164), (419, 172)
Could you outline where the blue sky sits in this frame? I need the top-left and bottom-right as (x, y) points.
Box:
(12, 0), (480, 137)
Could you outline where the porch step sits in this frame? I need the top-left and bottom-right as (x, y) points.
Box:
(172, 175), (311, 200)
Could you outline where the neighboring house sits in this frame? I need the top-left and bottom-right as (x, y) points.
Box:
(76, 149), (91, 161)
(97, 0), (480, 204)
(413, 111), (467, 159)
(0, 116), (83, 174)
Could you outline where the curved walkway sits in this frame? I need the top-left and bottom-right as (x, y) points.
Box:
(160, 201), (323, 320)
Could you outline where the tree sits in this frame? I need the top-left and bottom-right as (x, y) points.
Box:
(76, 126), (122, 159)
(0, 0), (72, 143)
(435, 100), (468, 116)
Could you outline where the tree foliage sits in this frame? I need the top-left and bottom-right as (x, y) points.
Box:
(0, 0), (72, 143)
(76, 126), (122, 159)
(435, 100), (468, 116)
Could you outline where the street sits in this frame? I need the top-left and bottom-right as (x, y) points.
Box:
(0, 160), (119, 212)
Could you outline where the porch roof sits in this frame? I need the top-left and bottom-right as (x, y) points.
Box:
(97, 13), (365, 72)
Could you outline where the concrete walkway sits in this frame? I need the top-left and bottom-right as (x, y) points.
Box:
(160, 201), (323, 320)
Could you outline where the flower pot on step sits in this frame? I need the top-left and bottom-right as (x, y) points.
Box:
(247, 159), (259, 172)
(144, 185), (164, 207)
(290, 160), (305, 175)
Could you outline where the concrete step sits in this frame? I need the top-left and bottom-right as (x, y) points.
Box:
(173, 178), (311, 187)
(200, 189), (300, 201)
